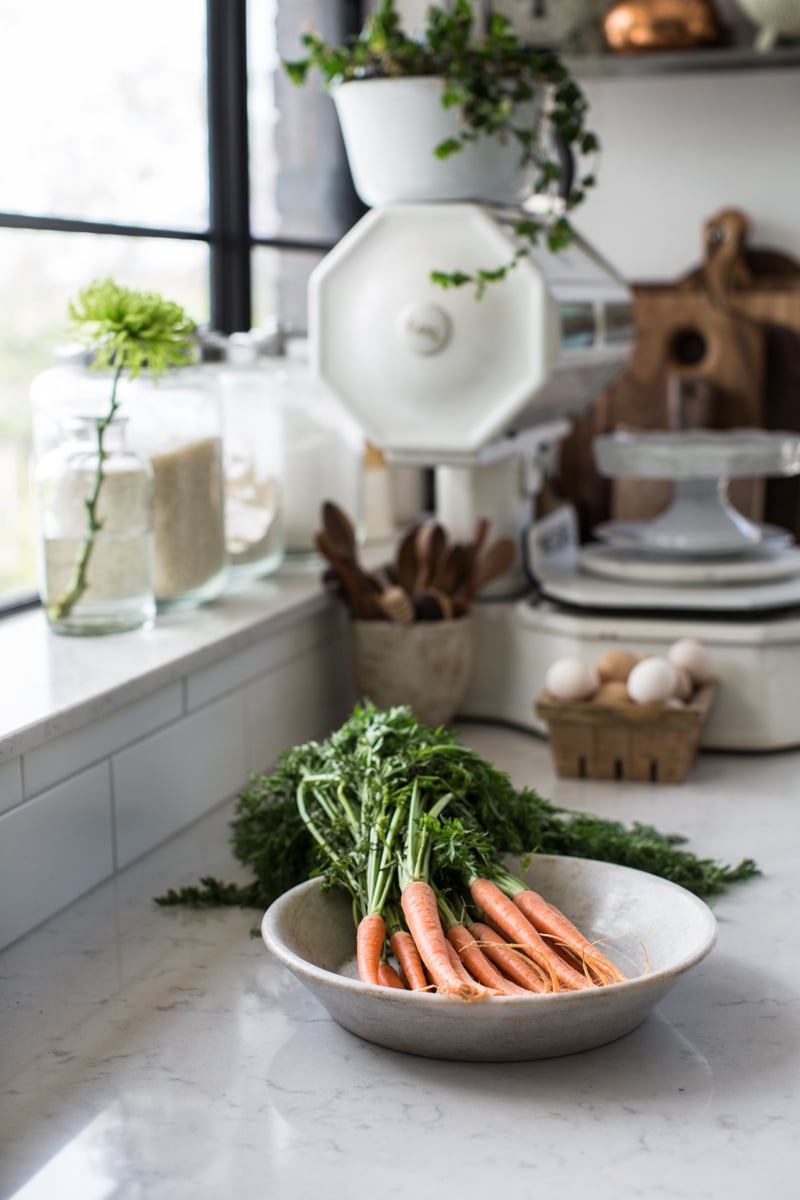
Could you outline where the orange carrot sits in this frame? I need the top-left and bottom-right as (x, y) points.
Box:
(377, 961), (407, 990)
(470, 878), (593, 992)
(389, 929), (430, 991)
(447, 923), (530, 996)
(356, 912), (387, 986)
(513, 890), (626, 985)
(400, 880), (488, 999)
(469, 922), (548, 994)
(445, 939), (480, 985)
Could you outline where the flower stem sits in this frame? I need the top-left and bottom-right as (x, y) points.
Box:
(49, 361), (125, 622)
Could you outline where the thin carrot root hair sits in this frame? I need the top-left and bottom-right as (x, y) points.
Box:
(445, 939), (479, 985)
(537, 931), (621, 986)
(470, 877), (565, 991)
(434, 943), (497, 999)
(512, 890), (626, 985)
(447, 924), (530, 996)
(585, 928), (649, 978)
(468, 921), (551, 993)
(485, 918), (560, 992)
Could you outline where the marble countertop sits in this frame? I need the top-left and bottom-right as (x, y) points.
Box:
(1, 723), (798, 1200)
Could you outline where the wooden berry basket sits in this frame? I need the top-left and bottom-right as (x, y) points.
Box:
(535, 684), (716, 784)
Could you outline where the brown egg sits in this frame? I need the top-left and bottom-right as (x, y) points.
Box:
(672, 665), (695, 702)
(595, 648), (639, 684)
(593, 680), (631, 706)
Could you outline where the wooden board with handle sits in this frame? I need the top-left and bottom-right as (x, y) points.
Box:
(557, 208), (800, 540)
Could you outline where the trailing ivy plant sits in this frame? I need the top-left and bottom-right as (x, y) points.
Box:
(284, 0), (599, 298)
(50, 279), (196, 622)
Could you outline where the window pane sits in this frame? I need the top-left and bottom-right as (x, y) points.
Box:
(0, 230), (209, 605)
(0, 0), (208, 230)
(249, 0), (362, 242)
(252, 244), (326, 335)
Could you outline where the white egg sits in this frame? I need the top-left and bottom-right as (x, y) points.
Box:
(626, 656), (677, 705)
(545, 656), (598, 702)
(668, 638), (715, 685)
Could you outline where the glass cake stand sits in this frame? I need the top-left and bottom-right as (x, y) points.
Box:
(592, 430), (800, 558)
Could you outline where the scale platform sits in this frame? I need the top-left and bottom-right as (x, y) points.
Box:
(458, 593), (800, 752)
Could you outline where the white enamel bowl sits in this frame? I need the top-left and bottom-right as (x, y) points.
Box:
(261, 855), (717, 1062)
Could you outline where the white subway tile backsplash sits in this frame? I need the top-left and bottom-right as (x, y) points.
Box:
(112, 691), (248, 869)
(0, 762), (113, 950)
(0, 756), (23, 816)
(186, 607), (347, 711)
(245, 637), (355, 775)
(23, 683), (184, 798)
(0, 600), (357, 946)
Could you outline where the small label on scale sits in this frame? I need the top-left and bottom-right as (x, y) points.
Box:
(525, 504), (580, 582)
(395, 302), (451, 356)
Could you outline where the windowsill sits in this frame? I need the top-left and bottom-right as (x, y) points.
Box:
(0, 560), (342, 765)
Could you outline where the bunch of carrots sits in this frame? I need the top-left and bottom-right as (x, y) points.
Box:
(294, 704), (625, 998)
(158, 701), (759, 925)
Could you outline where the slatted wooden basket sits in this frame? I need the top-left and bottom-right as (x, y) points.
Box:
(535, 684), (715, 784)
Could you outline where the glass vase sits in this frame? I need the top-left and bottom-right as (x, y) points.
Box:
(34, 415), (155, 636)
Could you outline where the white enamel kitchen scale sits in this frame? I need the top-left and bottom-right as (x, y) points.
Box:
(309, 192), (800, 752)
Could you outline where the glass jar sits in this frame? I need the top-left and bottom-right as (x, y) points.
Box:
(219, 334), (286, 583)
(278, 337), (364, 559)
(34, 415), (155, 636)
(125, 366), (228, 610)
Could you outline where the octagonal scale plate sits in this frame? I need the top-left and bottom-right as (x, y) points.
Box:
(309, 204), (560, 458)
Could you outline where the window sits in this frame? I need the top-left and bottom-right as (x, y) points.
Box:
(0, 0), (362, 609)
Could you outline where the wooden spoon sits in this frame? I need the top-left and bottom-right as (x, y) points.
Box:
(466, 537), (517, 599)
(434, 542), (470, 596)
(394, 523), (420, 594)
(315, 532), (380, 618)
(466, 516), (490, 581)
(319, 503), (385, 593)
(322, 500), (358, 564)
(414, 520), (446, 591)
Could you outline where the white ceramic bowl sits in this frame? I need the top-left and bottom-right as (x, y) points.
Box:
(261, 855), (717, 1062)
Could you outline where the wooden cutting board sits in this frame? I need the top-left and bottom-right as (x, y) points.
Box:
(558, 208), (800, 540)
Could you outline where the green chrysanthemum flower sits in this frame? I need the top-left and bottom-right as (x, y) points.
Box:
(69, 278), (197, 379)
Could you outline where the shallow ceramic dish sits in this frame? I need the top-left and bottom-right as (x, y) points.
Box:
(261, 855), (717, 1062)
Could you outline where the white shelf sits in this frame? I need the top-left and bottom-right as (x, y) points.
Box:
(570, 44), (800, 78)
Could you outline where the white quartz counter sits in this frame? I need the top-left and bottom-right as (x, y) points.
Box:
(1, 723), (798, 1200)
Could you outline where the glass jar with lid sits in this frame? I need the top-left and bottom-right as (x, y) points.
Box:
(217, 332), (286, 583)
(278, 336), (364, 559)
(33, 413), (155, 636)
(124, 365), (228, 610)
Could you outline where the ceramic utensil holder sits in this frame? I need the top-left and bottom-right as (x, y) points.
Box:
(350, 617), (474, 728)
